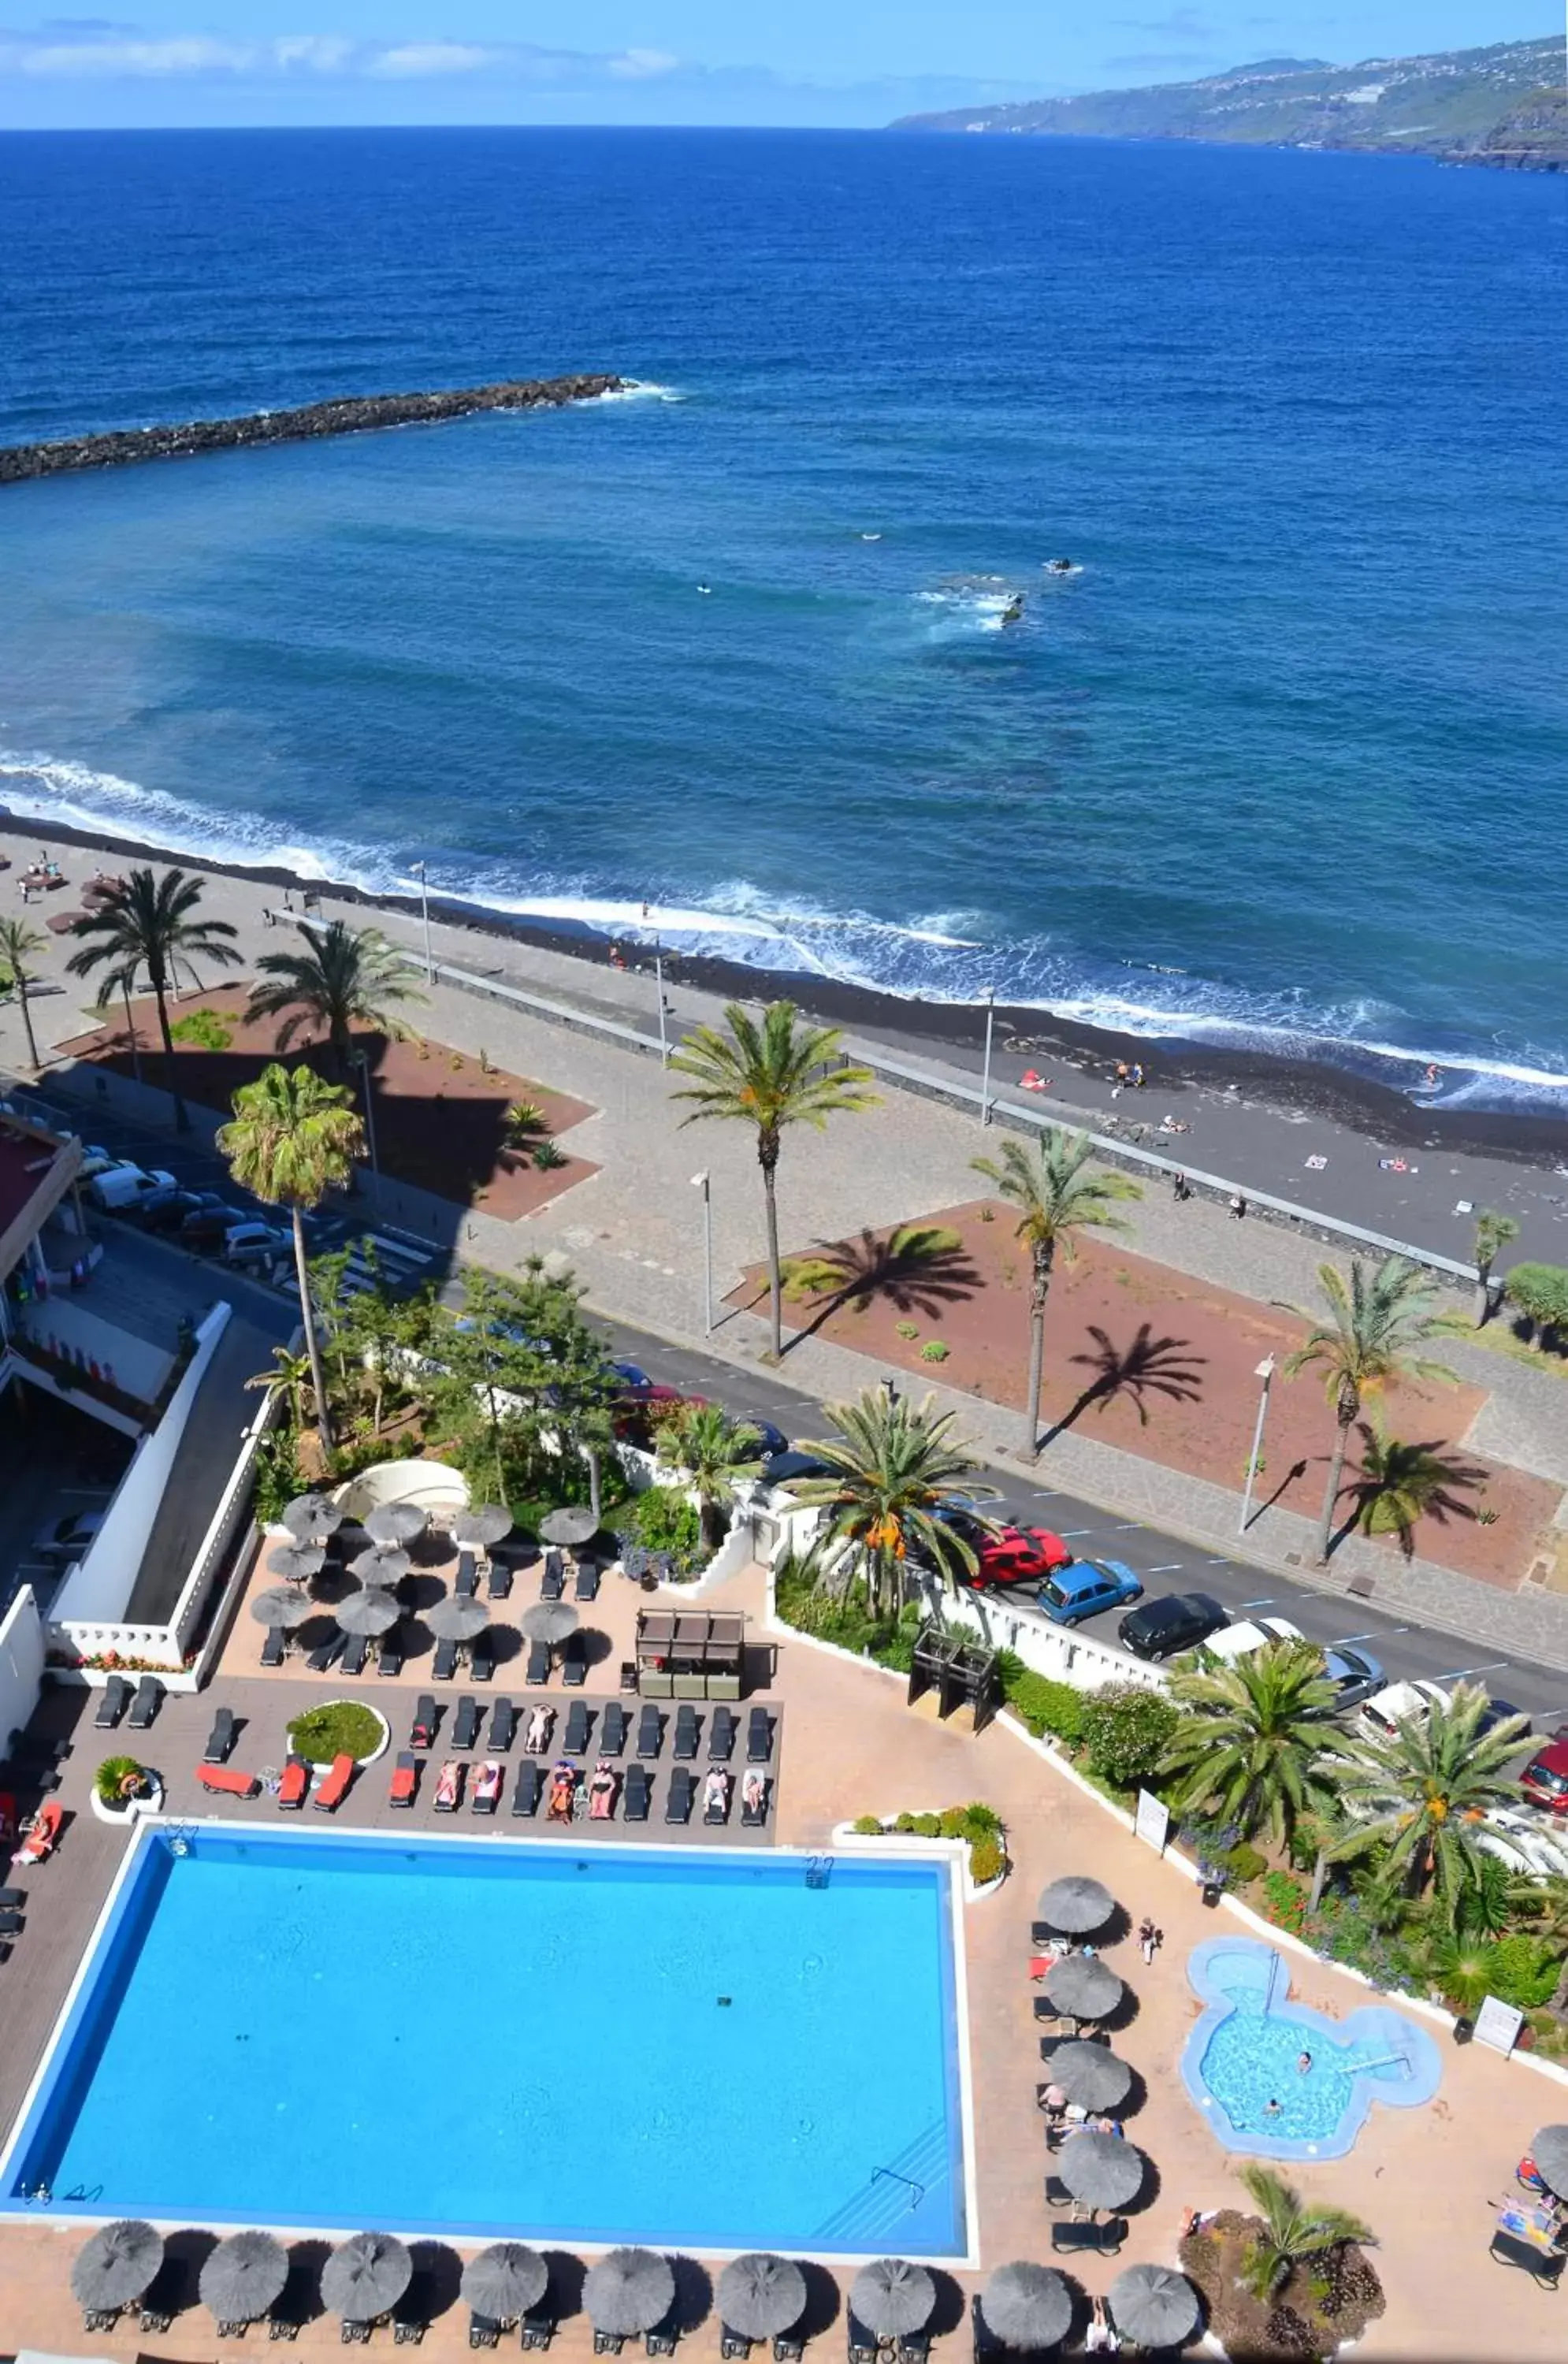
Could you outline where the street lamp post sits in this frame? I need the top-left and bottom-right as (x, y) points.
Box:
(120, 974), (143, 1087)
(1239, 1355), (1276, 1533)
(655, 946), (670, 1068)
(411, 860), (434, 985)
(357, 1049), (381, 1212)
(979, 988), (996, 1124)
(691, 1170), (712, 1334)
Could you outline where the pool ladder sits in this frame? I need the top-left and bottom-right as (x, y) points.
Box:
(805, 1854), (834, 1890)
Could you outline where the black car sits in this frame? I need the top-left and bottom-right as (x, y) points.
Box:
(136, 1186), (224, 1233)
(180, 1203), (251, 1251)
(761, 1449), (832, 1489)
(1117, 1592), (1227, 1661)
(741, 1418), (790, 1459)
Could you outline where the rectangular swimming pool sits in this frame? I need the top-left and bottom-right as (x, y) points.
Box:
(2, 1827), (971, 2257)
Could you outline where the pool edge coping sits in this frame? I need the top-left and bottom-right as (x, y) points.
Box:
(0, 1816), (982, 2270)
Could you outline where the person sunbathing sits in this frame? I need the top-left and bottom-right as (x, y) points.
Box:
(741, 1769), (766, 1815)
(526, 1705), (554, 1753)
(704, 1767), (730, 1815)
(589, 1759), (619, 1819)
(547, 1763), (577, 1822)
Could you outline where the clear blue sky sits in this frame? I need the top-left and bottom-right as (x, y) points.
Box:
(0, 4), (1555, 128)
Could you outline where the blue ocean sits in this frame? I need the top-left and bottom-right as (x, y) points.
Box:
(1, 129), (1564, 1107)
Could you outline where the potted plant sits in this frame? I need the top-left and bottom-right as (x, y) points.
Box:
(92, 1754), (162, 1825)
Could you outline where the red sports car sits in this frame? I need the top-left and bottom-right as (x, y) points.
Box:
(940, 1512), (1072, 1587)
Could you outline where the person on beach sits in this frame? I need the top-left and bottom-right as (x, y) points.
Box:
(1139, 1917), (1163, 1965)
(1229, 1193), (1247, 1220)
(1172, 1170), (1190, 1201)
(1114, 1060), (1130, 1088)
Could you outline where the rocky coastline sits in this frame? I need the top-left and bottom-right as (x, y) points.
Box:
(0, 372), (626, 485)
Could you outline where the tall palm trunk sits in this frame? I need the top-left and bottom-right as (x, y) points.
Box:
(14, 972), (40, 1072)
(1315, 1383), (1359, 1565)
(292, 1206), (334, 1452)
(1024, 1240), (1054, 1456)
(148, 957), (190, 1132)
(585, 1444), (603, 1526)
(759, 1132), (783, 1359)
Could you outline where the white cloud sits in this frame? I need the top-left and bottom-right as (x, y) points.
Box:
(608, 47), (678, 80)
(368, 41), (495, 78)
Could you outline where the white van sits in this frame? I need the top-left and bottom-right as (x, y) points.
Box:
(1354, 1678), (1448, 1745)
(1204, 1614), (1304, 1665)
(89, 1162), (176, 1210)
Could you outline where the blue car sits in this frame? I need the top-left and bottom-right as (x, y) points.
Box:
(1037, 1559), (1144, 1626)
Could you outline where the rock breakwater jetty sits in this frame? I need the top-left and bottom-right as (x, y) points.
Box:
(0, 370), (627, 485)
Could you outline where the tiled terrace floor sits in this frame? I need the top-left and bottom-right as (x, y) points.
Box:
(0, 1560), (1561, 2360)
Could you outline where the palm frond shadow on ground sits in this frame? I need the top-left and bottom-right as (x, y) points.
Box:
(1330, 1427), (1488, 1559)
(785, 1225), (981, 1348)
(1042, 1321), (1207, 1443)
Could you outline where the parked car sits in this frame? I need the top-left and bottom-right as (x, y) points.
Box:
(1203, 1615), (1305, 1666)
(1037, 1558), (1143, 1627)
(132, 1186), (211, 1232)
(738, 1417), (790, 1459)
(90, 1162), (176, 1211)
(1520, 1738), (1568, 1816)
(937, 1510), (1071, 1589)
(761, 1449), (834, 1489)
(74, 1143), (119, 1179)
(1321, 1645), (1385, 1713)
(223, 1219), (290, 1264)
(1355, 1678), (1449, 1745)
(1479, 1807), (1568, 1877)
(1477, 1694), (1533, 1741)
(610, 1361), (654, 1394)
(179, 1204), (252, 1251)
(1118, 1592), (1227, 1661)
(29, 1509), (105, 1561)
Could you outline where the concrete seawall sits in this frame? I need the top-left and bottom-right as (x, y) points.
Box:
(0, 371), (627, 484)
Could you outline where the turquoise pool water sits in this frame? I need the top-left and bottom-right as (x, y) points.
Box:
(0, 1830), (966, 2253)
(1182, 1938), (1441, 2161)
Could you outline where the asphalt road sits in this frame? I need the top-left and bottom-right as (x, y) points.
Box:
(25, 1080), (1567, 1732)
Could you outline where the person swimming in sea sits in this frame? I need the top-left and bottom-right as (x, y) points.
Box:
(1001, 594), (1025, 626)
(1046, 559), (1075, 575)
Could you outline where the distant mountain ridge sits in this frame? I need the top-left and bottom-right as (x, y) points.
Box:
(892, 35), (1568, 170)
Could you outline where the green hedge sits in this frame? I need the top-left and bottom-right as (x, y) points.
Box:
(1005, 1670), (1088, 1744)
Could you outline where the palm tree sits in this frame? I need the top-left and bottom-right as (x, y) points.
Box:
(971, 1130), (1142, 1455)
(1284, 1256), (1459, 1566)
(0, 916), (47, 1072)
(1235, 2164), (1372, 2303)
(67, 867), (241, 1129)
(1321, 1684), (1536, 1920)
(247, 917), (425, 1072)
(245, 1343), (317, 1433)
(670, 1000), (878, 1359)
(784, 1388), (994, 1616)
(1509, 1874), (1568, 2013)
(1344, 1420), (1483, 1559)
(657, 1404), (765, 1552)
(1161, 1640), (1338, 1849)
(1473, 1210), (1519, 1327)
(217, 1063), (364, 1453)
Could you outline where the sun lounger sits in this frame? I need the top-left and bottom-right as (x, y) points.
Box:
(433, 1636), (459, 1682)
(203, 1706), (237, 1763)
(455, 1549), (479, 1597)
(1050, 2217), (1125, 2257)
(896, 2337), (929, 2364)
(307, 1630), (347, 1674)
(489, 1697), (518, 1752)
(637, 1704), (663, 1757)
(512, 1760), (543, 1817)
(847, 2315), (879, 2364)
(665, 1765), (695, 1824)
(565, 1701), (592, 1756)
(311, 1752), (355, 1813)
(1044, 2174), (1075, 2210)
(411, 1694), (437, 1749)
(771, 2337), (803, 2363)
(95, 1675), (132, 1727)
(470, 1630), (495, 1683)
(541, 1548), (565, 1599)
(277, 1754), (309, 1809)
(378, 1626), (405, 1677)
(139, 2256), (186, 2333)
(390, 1751), (419, 1808)
(260, 1626), (286, 1667)
(487, 1559), (512, 1600)
(746, 1706), (772, 1763)
(0, 1887), (24, 1909)
(574, 1561), (600, 1602)
(471, 2315), (503, 2350)
(0, 1909), (24, 1935)
(128, 1674), (164, 1730)
(521, 2295), (555, 2350)
(674, 1705), (700, 1760)
(600, 1701), (628, 1756)
(741, 1771), (769, 1827)
(562, 1632), (587, 1687)
(594, 2336), (624, 2358)
(526, 1638), (550, 1686)
(645, 2317), (678, 2358)
(721, 2332), (751, 2361)
(341, 1631), (370, 1678)
(703, 1769), (731, 1825)
(624, 1763), (652, 1820)
(471, 1759), (503, 1813)
(452, 1695), (481, 1749)
(589, 1760), (619, 1820)
(1491, 2228), (1566, 2286)
(708, 1706), (737, 1761)
(11, 1799), (61, 1865)
(198, 1764), (260, 1798)
(434, 1759), (464, 1812)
